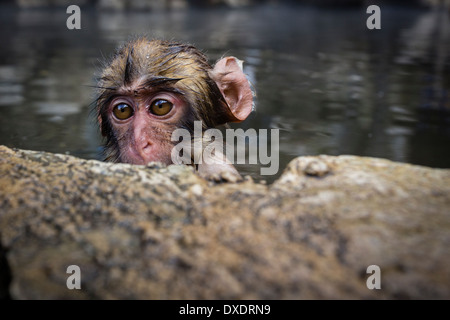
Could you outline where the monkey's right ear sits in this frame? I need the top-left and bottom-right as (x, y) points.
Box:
(209, 57), (254, 123)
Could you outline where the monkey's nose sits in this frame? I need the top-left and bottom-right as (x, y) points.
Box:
(136, 138), (153, 158)
(132, 114), (157, 163)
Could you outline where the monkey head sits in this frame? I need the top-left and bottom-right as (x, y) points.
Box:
(95, 38), (254, 167)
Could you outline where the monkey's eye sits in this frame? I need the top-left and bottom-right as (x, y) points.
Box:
(149, 99), (173, 116)
(113, 103), (134, 120)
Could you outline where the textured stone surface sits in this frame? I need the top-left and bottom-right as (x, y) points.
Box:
(0, 145), (449, 299)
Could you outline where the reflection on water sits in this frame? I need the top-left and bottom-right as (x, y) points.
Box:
(0, 3), (449, 182)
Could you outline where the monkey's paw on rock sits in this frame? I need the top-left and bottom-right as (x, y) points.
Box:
(196, 164), (243, 183)
(145, 160), (243, 183)
(0, 145), (449, 299)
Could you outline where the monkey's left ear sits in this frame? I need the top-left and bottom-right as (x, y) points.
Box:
(209, 57), (254, 123)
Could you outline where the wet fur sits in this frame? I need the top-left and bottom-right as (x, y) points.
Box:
(96, 38), (228, 163)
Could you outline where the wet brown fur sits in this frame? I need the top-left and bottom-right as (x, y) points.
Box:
(96, 38), (230, 162)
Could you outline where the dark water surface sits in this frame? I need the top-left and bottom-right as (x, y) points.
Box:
(0, 3), (449, 182)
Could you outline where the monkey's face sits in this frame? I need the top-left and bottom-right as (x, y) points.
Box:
(106, 89), (189, 165)
(97, 38), (254, 166)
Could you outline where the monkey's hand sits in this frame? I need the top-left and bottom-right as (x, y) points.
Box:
(197, 162), (243, 183)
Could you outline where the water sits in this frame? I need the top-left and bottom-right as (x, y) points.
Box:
(0, 3), (449, 183)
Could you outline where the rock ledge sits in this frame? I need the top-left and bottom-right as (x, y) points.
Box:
(0, 145), (449, 299)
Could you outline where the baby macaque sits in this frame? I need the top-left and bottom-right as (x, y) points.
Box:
(95, 38), (254, 181)
(96, 38), (253, 178)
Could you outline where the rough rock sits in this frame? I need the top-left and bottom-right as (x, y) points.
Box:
(0, 145), (449, 299)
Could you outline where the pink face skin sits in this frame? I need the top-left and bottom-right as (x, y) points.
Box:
(108, 90), (189, 165)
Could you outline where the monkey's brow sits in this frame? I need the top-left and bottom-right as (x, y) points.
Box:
(133, 85), (186, 98)
(139, 76), (183, 88)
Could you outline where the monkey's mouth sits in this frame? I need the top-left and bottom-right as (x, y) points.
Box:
(121, 144), (171, 166)
(118, 145), (148, 165)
